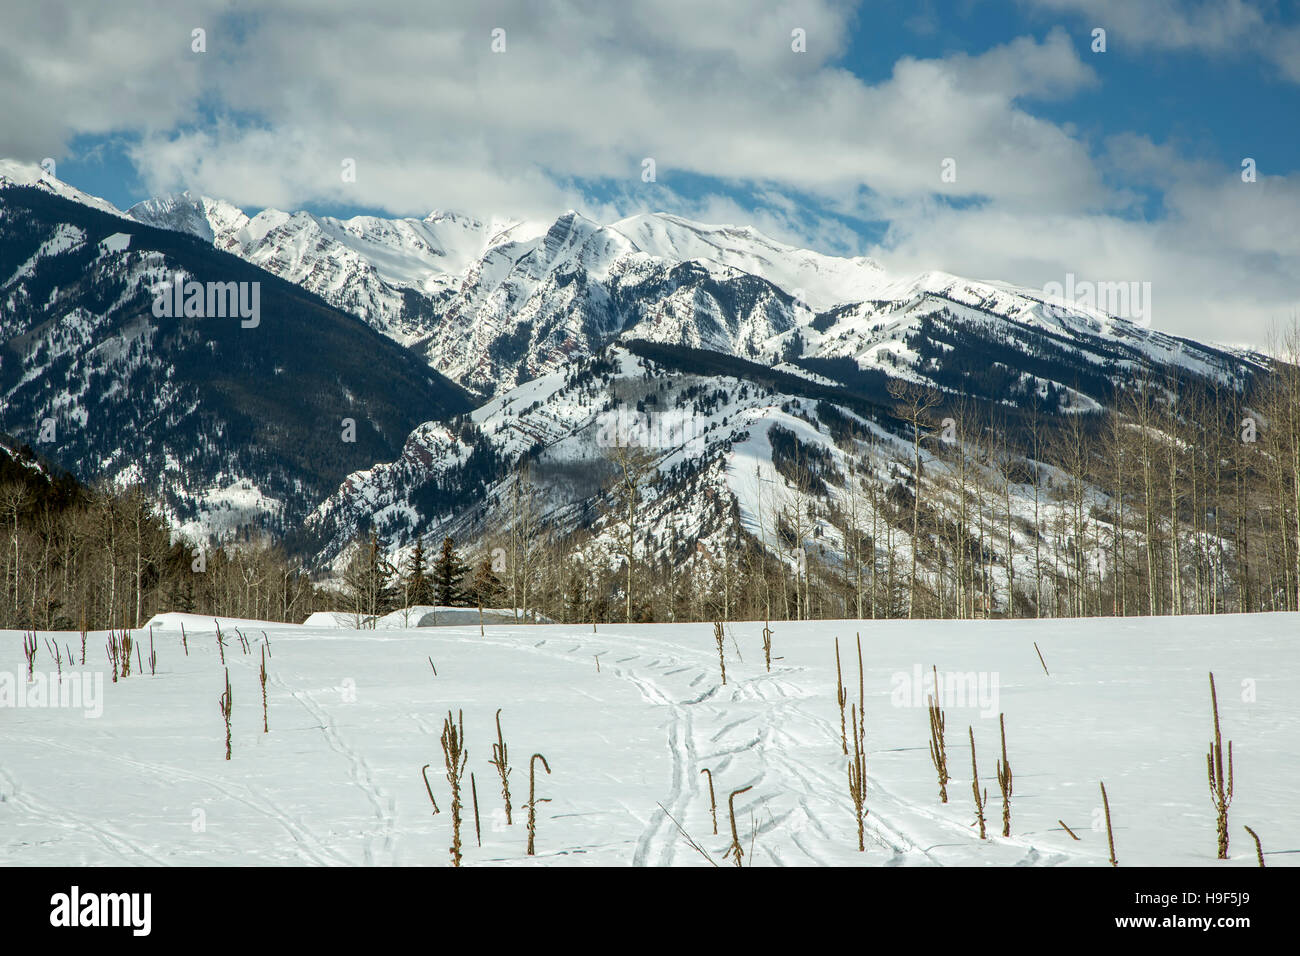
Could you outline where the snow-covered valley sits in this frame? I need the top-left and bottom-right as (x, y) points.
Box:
(2, 612), (1295, 867)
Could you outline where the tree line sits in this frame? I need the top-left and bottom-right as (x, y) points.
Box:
(439, 330), (1300, 626)
(0, 445), (327, 630)
(338, 532), (505, 625)
(4, 326), (1297, 630)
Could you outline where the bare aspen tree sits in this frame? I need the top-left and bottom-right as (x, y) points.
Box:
(602, 432), (656, 623)
(1105, 406), (1129, 616)
(844, 461), (869, 619)
(506, 465), (544, 622)
(1027, 396), (1047, 616)
(887, 379), (941, 619)
(1163, 373), (1187, 614)
(1130, 377), (1163, 615)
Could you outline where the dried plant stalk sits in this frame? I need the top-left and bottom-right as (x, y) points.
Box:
(927, 665), (948, 803)
(700, 768), (718, 835)
(259, 644), (269, 733)
(420, 764), (441, 814)
(1101, 781), (1117, 866)
(441, 709), (468, 867)
(44, 638), (62, 684)
(1243, 825), (1264, 867)
(847, 704), (867, 851)
(218, 667), (232, 760)
(527, 753), (552, 856)
(723, 785), (754, 867)
(996, 713), (1012, 837)
(969, 726), (986, 840)
(835, 638), (847, 755)
(489, 708), (513, 825)
(855, 633), (864, 730)
(1206, 671), (1234, 860)
(713, 621), (727, 686)
(471, 772), (482, 847)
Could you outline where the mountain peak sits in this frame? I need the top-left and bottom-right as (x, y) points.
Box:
(128, 192), (252, 244)
(0, 159), (126, 217)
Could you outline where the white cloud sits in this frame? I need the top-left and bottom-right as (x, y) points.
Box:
(0, 0), (1294, 346)
(0, 1), (214, 157)
(1020, 0), (1300, 83)
(92, 3), (1104, 216)
(867, 174), (1300, 348)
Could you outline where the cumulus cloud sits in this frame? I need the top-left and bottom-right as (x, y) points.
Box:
(88, 3), (1103, 217)
(1020, 0), (1300, 83)
(0, 1), (211, 158)
(869, 166), (1300, 347)
(0, 0), (1295, 346)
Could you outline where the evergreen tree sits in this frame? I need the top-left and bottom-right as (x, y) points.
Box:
(404, 539), (434, 607)
(465, 557), (505, 609)
(342, 530), (396, 625)
(433, 536), (470, 606)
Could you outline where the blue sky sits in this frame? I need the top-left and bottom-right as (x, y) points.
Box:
(3, 1), (1298, 345)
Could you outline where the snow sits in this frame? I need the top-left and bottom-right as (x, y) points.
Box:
(99, 232), (131, 253)
(15, 161), (1270, 389)
(610, 212), (887, 311)
(127, 192), (250, 245)
(2, 613), (1295, 866)
(300, 611), (365, 628)
(3, 223), (86, 287)
(142, 612), (291, 633)
(171, 480), (285, 545)
(0, 159), (125, 217)
(301, 607), (530, 628)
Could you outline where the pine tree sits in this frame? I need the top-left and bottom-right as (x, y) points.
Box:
(405, 539), (434, 607)
(465, 557), (505, 609)
(433, 537), (470, 607)
(342, 530), (397, 625)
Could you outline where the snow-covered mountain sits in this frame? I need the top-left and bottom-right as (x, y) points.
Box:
(0, 158), (126, 218)
(0, 171), (473, 538)
(123, 187), (1259, 404)
(129, 192), (547, 349)
(129, 195), (839, 394)
(300, 323), (1266, 626)
(2, 160), (1274, 589)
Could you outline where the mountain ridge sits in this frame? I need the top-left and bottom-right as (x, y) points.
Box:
(0, 179), (474, 541)
(2, 162), (1276, 593)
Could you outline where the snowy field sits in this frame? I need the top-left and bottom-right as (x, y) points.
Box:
(1, 612), (1297, 867)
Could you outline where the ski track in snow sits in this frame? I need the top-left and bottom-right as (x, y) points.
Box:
(0, 763), (169, 866)
(11, 734), (351, 866)
(284, 683), (399, 866)
(468, 625), (1085, 867)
